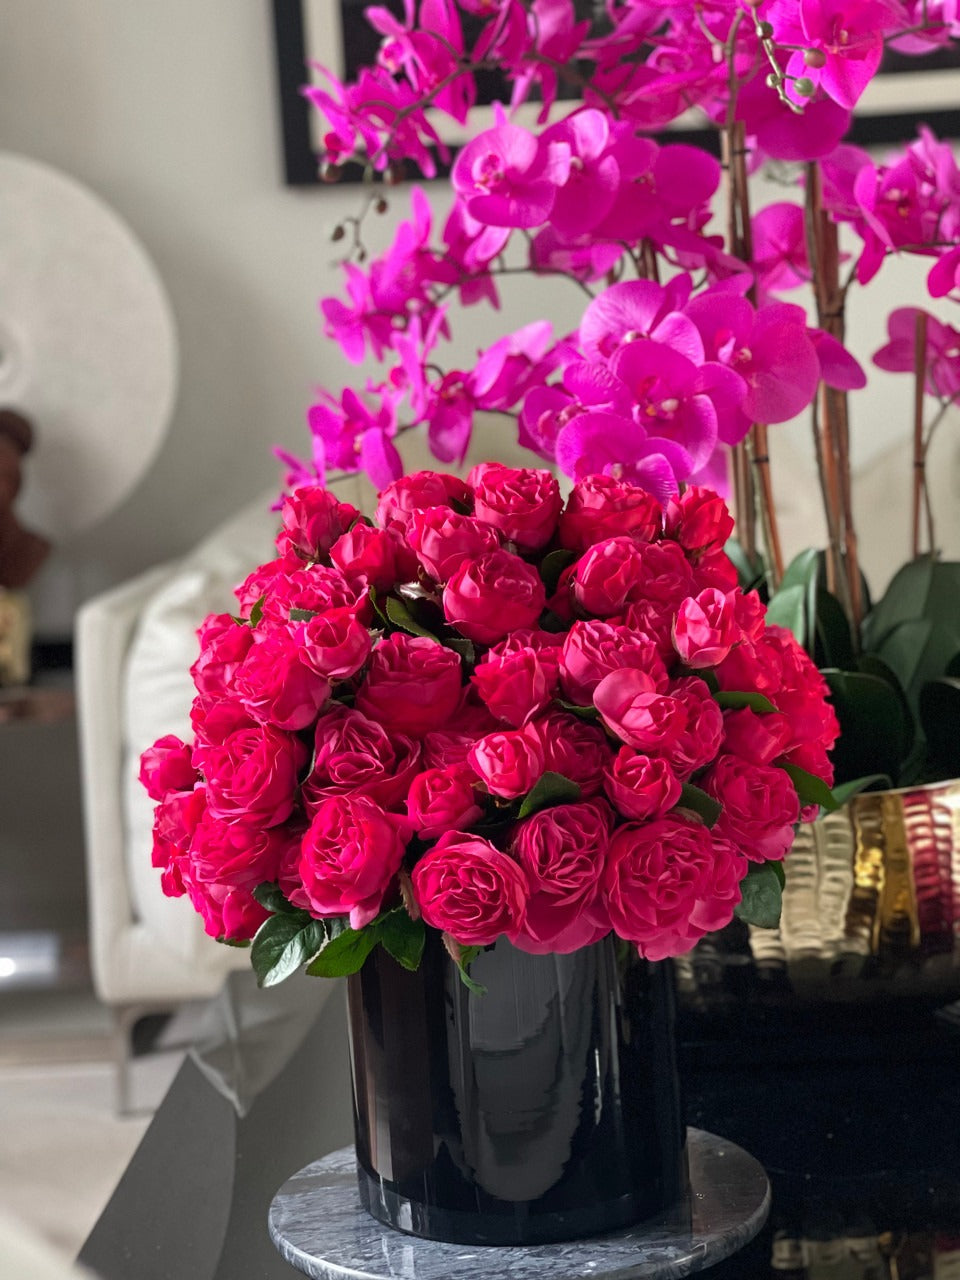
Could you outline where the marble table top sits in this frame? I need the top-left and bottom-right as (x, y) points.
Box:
(268, 1129), (770, 1280)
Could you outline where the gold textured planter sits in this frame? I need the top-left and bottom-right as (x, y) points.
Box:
(743, 780), (960, 989)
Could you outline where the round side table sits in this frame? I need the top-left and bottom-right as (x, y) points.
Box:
(269, 1128), (770, 1280)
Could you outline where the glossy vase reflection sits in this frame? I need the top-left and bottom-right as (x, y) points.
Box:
(346, 932), (687, 1246)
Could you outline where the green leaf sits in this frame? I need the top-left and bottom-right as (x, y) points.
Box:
(367, 586), (390, 629)
(539, 609), (569, 634)
(385, 595), (438, 641)
(813, 588), (855, 670)
(862, 555), (935, 650)
(305, 926), (378, 978)
(454, 945), (485, 995)
(539, 548), (577, 594)
(878, 617), (960, 716)
(822, 668), (911, 786)
(558, 699), (601, 720)
(735, 863), (783, 930)
(830, 773), (893, 807)
(378, 910), (426, 972)
(445, 636), (476, 665)
(919, 677), (960, 776)
(724, 538), (766, 592)
(252, 881), (309, 917)
(714, 690), (777, 713)
(765, 549), (821, 648)
(518, 771), (581, 819)
(676, 782), (722, 828)
(249, 595), (266, 627)
(780, 762), (838, 812)
(251, 915), (326, 988)
(288, 607), (316, 623)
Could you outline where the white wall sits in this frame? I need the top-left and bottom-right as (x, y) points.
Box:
(1, 1), (957, 633)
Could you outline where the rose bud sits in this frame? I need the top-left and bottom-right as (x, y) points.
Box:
(406, 766), (483, 840)
(330, 523), (416, 592)
(468, 728), (545, 799)
(665, 676), (725, 777)
(560, 619), (668, 705)
(190, 613), (255, 695)
(303, 704), (420, 813)
(600, 815), (747, 961)
(300, 606), (372, 680)
(299, 795), (411, 930)
(603, 749), (682, 821)
(673, 588), (741, 669)
(471, 645), (556, 727)
(233, 631), (331, 732)
(203, 725), (308, 828)
(443, 549), (546, 644)
(375, 471), (472, 534)
(356, 633), (463, 738)
(703, 753), (801, 862)
(558, 474), (663, 553)
(593, 668), (688, 755)
(527, 710), (613, 797)
(665, 487), (735, 559)
(277, 485), (359, 560)
(139, 734), (197, 801)
(408, 507), (500, 582)
(721, 707), (793, 765)
(468, 462), (562, 552)
(186, 881), (271, 942)
(411, 832), (528, 946)
(189, 812), (291, 891)
(509, 800), (614, 955)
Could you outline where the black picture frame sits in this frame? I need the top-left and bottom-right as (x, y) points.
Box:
(271, 0), (960, 187)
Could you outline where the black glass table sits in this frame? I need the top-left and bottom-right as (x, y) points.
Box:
(78, 972), (960, 1280)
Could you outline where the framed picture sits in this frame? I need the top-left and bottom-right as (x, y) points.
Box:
(272, 0), (960, 187)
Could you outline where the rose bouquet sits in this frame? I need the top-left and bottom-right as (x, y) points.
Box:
(288, 1), (960, 793)
(141, 467), (837, 983)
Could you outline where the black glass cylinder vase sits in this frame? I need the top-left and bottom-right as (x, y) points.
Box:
(346, 931), (687, 1246)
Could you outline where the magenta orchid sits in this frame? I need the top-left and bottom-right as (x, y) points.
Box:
(281, 0), (960, 608)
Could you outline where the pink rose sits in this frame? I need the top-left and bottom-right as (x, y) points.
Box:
(411, 832), (528, 946)
(733, 588), (767, 640)
(356, 633), (463, 737)
(189, 812), (293, 890)
(571, 537), (648, 617)
(601, 815), (747, 961)
(721, 707), (793, 765)
(233, 631), (330, 731)
(408, 507), (500, 582)
(375, 471), (472, 534)
(716, 635), (786, 699)
(190, 695), (256, 758)
(665, 487), (734, 559)
(631, 540), (698, 608)
(203, 725), (307, 827)
(299, 795), (410, 930)
(560, 620), (668, 705)
(471, 646), (556, 727)
(619, 599), (675, 663)
(468, 729), (545, 799)
(302, 703), (420, 814)
(256, 563), (367, 628)
(300, 606), (372, 680)
(139, 734), (196, 801)
(526, 710), (613, 797)
(443, 549), (546, 644)
(468, 462), (562, 552)
(186, 881), (271, 941)
(703, 753), (800, 862)
(559, 474), (663, 554)
(665, 676), (725, 777)
(509, 801), (614, 955)
(603, 749), (682, 821)
(277, 485), (359, 560)
(330, 523), (417, 592)
(152, 786), (206, 898)
(593, 669), (688, 755)
(190, 614), (254, 695)
(406, 765), (483, 839)
(673, 588), (741, 669)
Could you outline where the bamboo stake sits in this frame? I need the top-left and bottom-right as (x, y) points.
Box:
(912, 310), (928, 559)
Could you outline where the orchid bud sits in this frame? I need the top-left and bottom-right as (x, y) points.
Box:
(331, 224), (346, 242)
(757, 19), (774, 37)
(804, 47), (827, 68)
(320, 162), (342, 184)
(793, 77), (816, 98)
